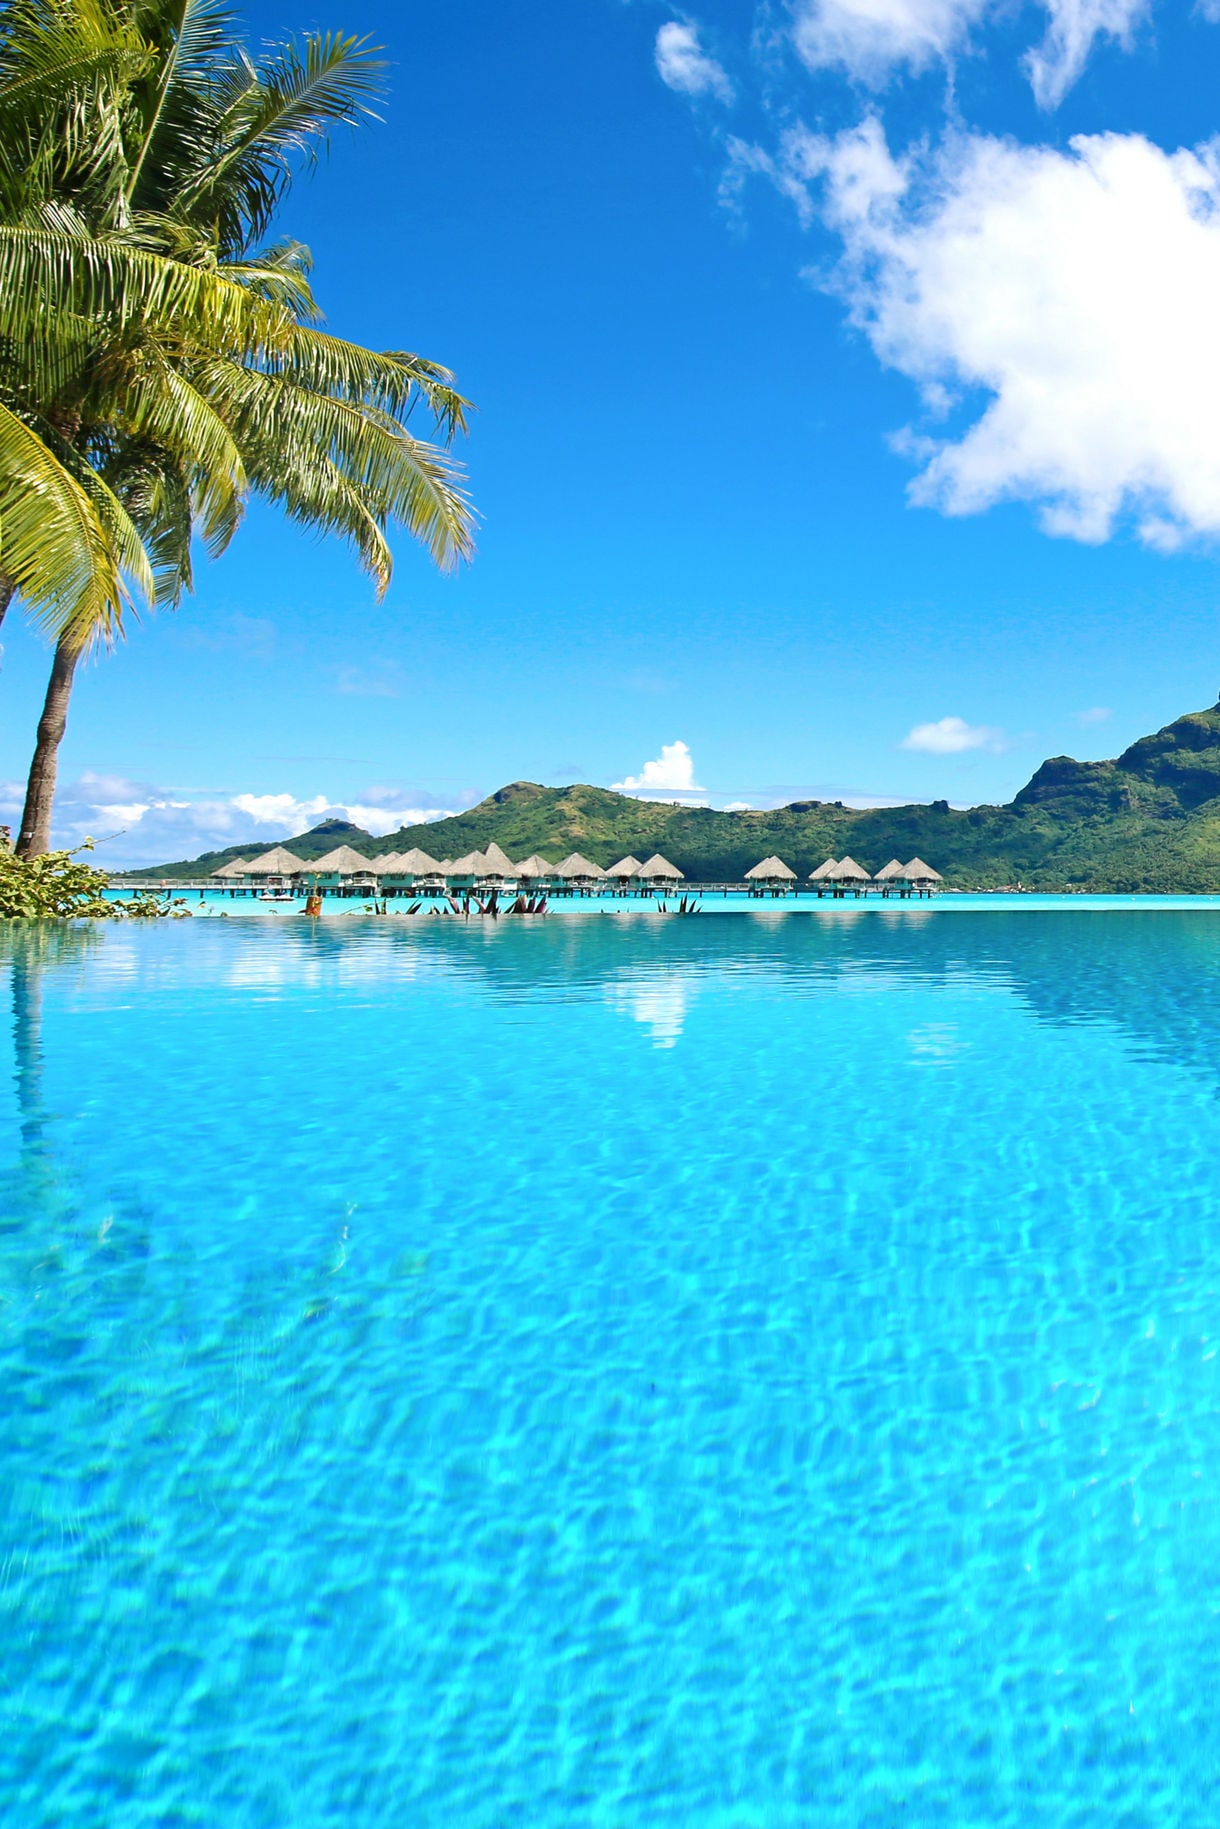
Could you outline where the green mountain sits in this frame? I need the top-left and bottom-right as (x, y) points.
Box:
(127, 699), (1220, 891)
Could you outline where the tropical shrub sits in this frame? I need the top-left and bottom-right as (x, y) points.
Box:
(0, 839), (113, 918)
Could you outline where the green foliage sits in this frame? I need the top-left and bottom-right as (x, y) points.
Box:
(118, 889), (191, 918)
(130, 698), (1220, 894)
(0, 840), (197, 917)
(0, 839), (113, 917)
(0, 0), (475, 650)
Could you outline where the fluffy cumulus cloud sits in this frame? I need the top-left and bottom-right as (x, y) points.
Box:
(12, 773), (461, 869)
(655, 21), (733, 102)
(901, 716), (1002, 753)
(788, 0), (990, 84)
(612, 739), (704, 795)
(785, 0), (1146, 106)
(745, 119), (1220, 547)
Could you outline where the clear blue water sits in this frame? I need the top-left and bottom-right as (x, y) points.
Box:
(3, 909), (1220, 1826)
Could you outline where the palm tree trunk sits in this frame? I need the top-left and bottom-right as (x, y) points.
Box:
(16, 637), (80, 858)
(0, 575), (15, 634)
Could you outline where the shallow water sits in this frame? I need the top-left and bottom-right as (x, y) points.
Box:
(3, 911), (1220, 1826)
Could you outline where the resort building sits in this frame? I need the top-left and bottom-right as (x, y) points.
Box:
(637, 854), (683, 886)
(205, 842), (943, 900)
(746, 857), (797, 893)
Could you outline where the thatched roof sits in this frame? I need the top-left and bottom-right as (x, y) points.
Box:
(808, 858), (839, 881)
(395, 847), (443, 873)
(873, 859), (906, 881)
(311, 845), (377, 874)
(482, 842), (516, 874)
(556, 852), (606, 878)
(605, 855), (642, 877)
(638, 853), (683, 880)
(515, 854), (556, 876)
(447, 851), (488, 874)
(829, 856), (871, 881)
(245, 847), (307, 874)
(368, 854), (400, 871)
(904, 857), (943, 882)
(746, 856), (796, 881)
(211, 857), (250, 878)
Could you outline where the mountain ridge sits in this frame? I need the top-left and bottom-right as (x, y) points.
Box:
(123, 698), (1220, 891)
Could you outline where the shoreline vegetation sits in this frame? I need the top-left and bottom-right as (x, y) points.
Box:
(122, 697), (1220, 896)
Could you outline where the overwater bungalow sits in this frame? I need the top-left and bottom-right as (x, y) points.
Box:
(827, 857), (871, 897)
(446, 851), (490, 888)
(515, 854), (557, 886)
(211, 857), (250, 882)
(809, 858), (838, 884)
(308, 845), (380, 894)
(391, 847), (446, 891)
(637, 854), (683, 888)
(555, 853), (605, 887)
(244, 847), (308, 888)
(746, 856), (796, 891)
(904, 858), (943, 888)
(605, 855), (643, 886)
(482, 842), (516, 881)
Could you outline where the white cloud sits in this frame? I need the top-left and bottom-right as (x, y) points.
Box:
(24, 772), (458, 869)
(1025, 0), (1147, 109)
(788, 0), (990, 83)
(785, 0), (1145, 103)
(1075, 705), (1113, 724)
(655, 21), (733, 102)
(724, 800), (755, 810)
(231, 791), (332, 827)
(612, 739), (704, 793)
(901, 716), (1002, 753)
(764, 119), (1220, 548)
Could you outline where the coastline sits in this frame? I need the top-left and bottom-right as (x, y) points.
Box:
(101, 889), (1220, 916)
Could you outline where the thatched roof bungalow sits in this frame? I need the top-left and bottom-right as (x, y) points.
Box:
(245, 847), (307, 879)
(873, 859), (906, 882)
(745, 856), (796, 883)
(445, 851), (489, 883)
(515, 854), (556, 880)
(828, 856), (870, 882)
(310, 845), (379, 882)
(555, 853), (605, 882)
(393, 847), (445, 881)
(605, 855), (643, 881)
(809, 858), (838, 881)
(481, 842), (516, 879)
(211, 857), (250, 880)
(904, 858), (943, 884)
(638, 854), (683, 883)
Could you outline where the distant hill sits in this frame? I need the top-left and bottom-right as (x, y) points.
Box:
(124, 699), (1220, 891)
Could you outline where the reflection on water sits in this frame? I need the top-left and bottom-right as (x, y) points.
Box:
(5, 912), (1220, 1826)
(0, 923), (98, 1229)
(610, 970), (696, 1048)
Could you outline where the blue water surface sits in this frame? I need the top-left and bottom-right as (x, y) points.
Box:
(3, 909), (1220, 1827)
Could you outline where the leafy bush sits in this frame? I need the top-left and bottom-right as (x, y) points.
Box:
(0, 838), (113, 918)
(0, 837), (189, 919)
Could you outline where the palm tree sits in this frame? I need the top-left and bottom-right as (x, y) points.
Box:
(0, 0), (476, 855)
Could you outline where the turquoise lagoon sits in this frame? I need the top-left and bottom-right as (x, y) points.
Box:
(4, 909), (1220, 1825)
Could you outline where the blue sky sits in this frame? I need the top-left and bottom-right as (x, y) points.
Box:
(9, 0), (1220, 864)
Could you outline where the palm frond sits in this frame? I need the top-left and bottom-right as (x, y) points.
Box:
(0, 396), (142, 644)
